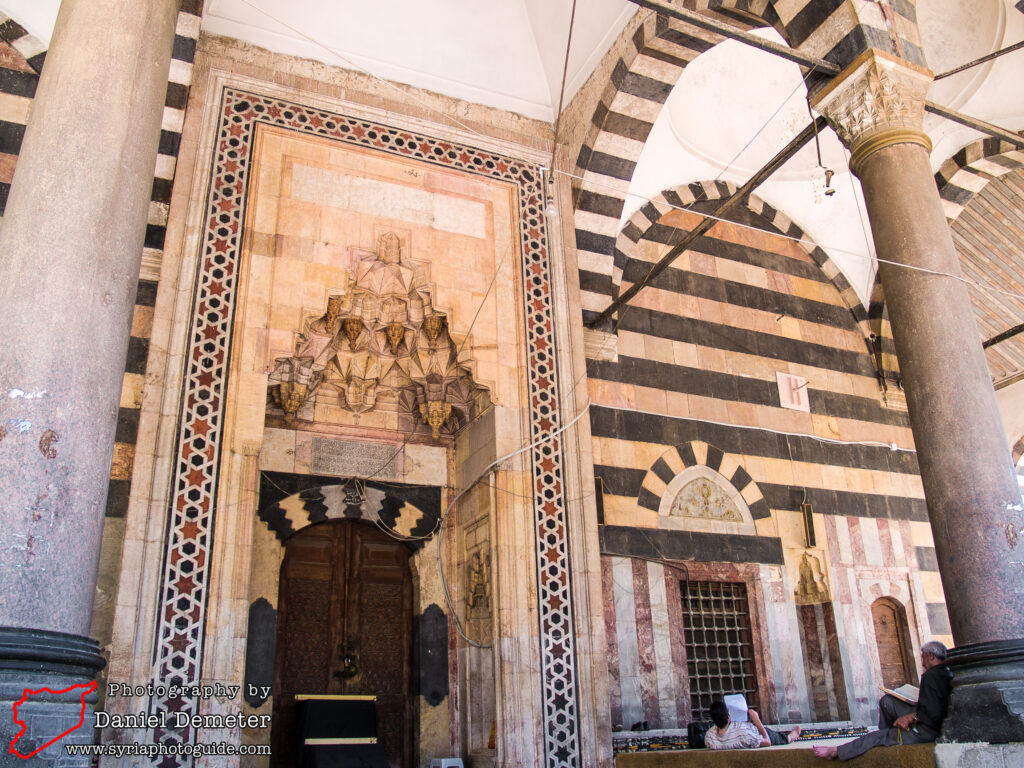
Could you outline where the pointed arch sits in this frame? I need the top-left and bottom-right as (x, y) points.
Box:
(573, 1), (926, 327)
(935, 139), (1024, 223)
(612, 182), (905, 392)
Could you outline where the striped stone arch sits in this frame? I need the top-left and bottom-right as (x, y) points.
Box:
(636, 440), (769, 520)
(935, 139), (1024, 223)
(574, 0), (925, 327)
(617, 182), (868, 327)
(257, 479), (442, 548)
(842, 139), (1024, 394)
(614, 182), (908, 388)
(0, 13), (47, 73)
(573, 12), (723, 316)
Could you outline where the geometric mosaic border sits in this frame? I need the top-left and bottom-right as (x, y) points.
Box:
(151, 87), (580, 768)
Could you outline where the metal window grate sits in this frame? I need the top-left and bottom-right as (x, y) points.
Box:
(680, 580), (758, 721)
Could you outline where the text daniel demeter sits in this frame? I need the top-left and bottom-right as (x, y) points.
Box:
(94, 711), (271, 729)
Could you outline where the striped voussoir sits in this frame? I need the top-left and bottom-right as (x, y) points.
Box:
(573, 0), (923, 327)
(636, 440), (769, 519)
(611, 181), (903, 388)
(0, 14), (45, 73)
(257, 482), (442, 549)
(0, 25), (35, 224)
(935, 139), (1024, 224)
(574, 0), (931, 338)
(574, 12), (723, 316)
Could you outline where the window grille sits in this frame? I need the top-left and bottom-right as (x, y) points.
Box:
(681, 580), (758, 721)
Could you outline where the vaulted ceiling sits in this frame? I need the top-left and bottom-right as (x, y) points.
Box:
(2, 0), (1023, 387)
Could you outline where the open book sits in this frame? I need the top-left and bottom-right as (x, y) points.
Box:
(881, 684), (919, 705)
(723, 693), (749, 723)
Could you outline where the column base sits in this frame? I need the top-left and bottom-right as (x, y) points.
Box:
(0, 627), (106, 766)
(941, 639), (1024, 743)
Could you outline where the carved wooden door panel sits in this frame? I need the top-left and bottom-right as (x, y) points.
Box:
(272, 522), (413, 768)
(871, 599), (913, 689)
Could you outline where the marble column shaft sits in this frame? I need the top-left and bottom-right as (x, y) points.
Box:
(0, 0), (180, 636)
(861, 143), (1024, 644)
(813, 50), (1024, 646)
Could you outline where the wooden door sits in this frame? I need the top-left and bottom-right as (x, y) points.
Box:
(272, 522), (413, 767)
(871, 598), (914, 689)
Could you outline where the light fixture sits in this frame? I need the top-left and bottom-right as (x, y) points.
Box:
(542, 169), (558, 220)
(545, 197), (558, 220)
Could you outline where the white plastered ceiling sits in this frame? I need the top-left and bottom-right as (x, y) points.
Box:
(4, 0), (1023, 354)
(625, 0), (1023, 306)
(201, 0), (635, 122)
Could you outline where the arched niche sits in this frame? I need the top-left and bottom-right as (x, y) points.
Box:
(658, 464), (757, 536)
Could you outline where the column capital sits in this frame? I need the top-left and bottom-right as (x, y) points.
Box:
(810, 48), (933, 176)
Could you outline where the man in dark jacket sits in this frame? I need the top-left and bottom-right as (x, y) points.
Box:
(814, 641), (952, 760)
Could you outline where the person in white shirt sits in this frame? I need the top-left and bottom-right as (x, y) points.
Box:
(704, 700), (801, 750)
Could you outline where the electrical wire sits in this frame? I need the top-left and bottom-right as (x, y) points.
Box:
(373, 365), (594, 545)
(598, 402), (916, 453)
(605, 550), (691, 599)
(553, 163), (1024, 304)
(234, 0), (499, 147)
(435, 398), (594, 647)
(235, 0), (1024, 307)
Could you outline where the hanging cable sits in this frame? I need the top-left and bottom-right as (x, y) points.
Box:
(436, 399), (594, 647)
(235, 0), (498, 146)
(556, 164), (1024, 304)
(357, 241), (513, 481)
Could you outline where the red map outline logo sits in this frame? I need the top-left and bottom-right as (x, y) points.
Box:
(8, 681), (96, 759)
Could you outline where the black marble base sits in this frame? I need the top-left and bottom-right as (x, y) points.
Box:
(941, 639), (1024, 744)
(0, 627), (105, 767)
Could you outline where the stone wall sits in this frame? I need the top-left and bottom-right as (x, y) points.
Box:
(102, 31), (615, 768)
(583, 195), (951, 728)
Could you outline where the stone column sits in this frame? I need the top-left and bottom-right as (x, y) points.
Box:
(0, 0), (179, 762)
(812, 48), (1024, 742)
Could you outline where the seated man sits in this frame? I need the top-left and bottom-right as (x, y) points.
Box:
(814, 640), (952, 760)
(704, 700), (801, 749)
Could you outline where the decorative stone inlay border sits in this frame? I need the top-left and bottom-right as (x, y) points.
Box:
(151, 87), (581, 767)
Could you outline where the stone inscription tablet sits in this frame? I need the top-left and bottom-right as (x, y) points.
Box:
(311, 437), (402, 480)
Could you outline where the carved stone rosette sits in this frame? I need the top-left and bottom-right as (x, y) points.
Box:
(810, 49), (933, 176)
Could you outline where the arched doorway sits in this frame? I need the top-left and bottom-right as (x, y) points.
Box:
(871, 598), (916, 689)
(271, 520), (414, 767)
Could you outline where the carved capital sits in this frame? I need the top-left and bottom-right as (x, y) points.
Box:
(811, 49), (933, 176)
(240, 440), (263, 458)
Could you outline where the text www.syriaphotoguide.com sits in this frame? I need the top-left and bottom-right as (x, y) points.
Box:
(65, 742), (271, 758)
